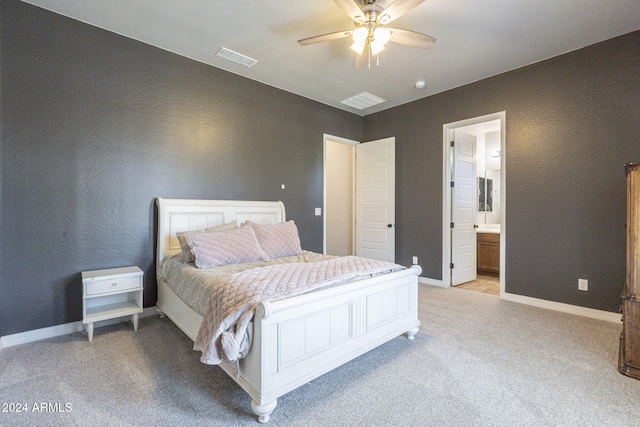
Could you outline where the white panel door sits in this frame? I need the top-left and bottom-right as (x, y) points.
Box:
(452, 131), (477, 285)
(356, 137), (395, 262)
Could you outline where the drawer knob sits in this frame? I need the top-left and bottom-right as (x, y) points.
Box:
(112, 282), (117, 286)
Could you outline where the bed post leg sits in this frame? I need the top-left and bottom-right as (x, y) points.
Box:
(251, 399), (277, 424)
(406, 326), (419, 340)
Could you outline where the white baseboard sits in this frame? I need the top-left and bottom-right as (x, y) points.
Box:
(418, 279), (621, 323)
(419, 277), (444, 287)
(502, 292), (622, 323)
(0, 306), (158, 350)
(2, 321), (84, 349)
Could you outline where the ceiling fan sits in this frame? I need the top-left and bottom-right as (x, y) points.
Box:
(297, 0), (436, 67)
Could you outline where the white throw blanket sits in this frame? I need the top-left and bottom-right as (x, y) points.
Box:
(193, 256), (403, 365)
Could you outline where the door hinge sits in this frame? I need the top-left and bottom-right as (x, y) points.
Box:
(450, 263), (454, 269)
(450, 181), (455, 188)
(450, 222), (454, 228)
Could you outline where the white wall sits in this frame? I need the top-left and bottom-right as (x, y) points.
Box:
(455, 122), (501, 227)
(325, 140), (354, 256)
(484, 130), (501, 224)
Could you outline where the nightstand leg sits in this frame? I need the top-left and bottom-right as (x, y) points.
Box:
(87, 323), (94, 342)
(133, 314), (139, 331)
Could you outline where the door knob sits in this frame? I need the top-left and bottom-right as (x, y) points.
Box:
(387, 224), (393, 228)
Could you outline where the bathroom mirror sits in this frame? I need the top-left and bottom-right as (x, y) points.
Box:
(478, 177), (493, 212)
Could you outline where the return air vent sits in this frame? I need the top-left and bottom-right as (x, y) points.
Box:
(216, 47), (258, 68)
(340, 92), (386, 110)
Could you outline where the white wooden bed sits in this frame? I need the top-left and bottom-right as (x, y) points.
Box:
(155, 198), (421, 423)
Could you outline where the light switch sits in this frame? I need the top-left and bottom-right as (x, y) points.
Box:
(315, 208), (322, 216)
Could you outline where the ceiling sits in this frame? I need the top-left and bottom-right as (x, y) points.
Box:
(22, 0), (640, 116)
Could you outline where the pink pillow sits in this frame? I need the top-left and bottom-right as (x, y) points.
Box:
(176, 222), (237, 263)
(246, 220), (303, 259)
(183, 224), (269, 269)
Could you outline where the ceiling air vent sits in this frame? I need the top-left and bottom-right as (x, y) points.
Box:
(216, 48), (258, 68)
(340, 92), (386, 110)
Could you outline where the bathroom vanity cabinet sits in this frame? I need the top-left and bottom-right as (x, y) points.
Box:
(477, 232), (500, 276)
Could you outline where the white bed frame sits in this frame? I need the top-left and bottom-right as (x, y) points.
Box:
(155, 198), (421, 423)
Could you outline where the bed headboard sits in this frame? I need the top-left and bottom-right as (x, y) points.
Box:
(156, 198), (286, 268)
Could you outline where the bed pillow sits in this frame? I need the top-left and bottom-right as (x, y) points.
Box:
(183, 224), (269, 269)
(246, 220), (303, 259)
(176, 221), (237, 263)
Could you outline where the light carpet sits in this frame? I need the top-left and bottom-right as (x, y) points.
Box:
(1, 284), (638, 426)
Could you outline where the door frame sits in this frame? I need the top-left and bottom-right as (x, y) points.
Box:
(442, 112), (506, 296)
(323, 134), (358, 255)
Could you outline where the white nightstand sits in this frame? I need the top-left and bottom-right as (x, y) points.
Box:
(82, 266), (144, 341)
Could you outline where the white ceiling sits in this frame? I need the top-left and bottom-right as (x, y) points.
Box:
(22, 0), (640, 116)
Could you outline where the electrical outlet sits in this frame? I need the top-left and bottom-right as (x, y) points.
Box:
(412, 256), (418, 265)
(578, 278), (588, 291)
(281, 184), (285, 189)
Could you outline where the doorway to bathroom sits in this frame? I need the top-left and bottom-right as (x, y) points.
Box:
(442, 112), (505, 297)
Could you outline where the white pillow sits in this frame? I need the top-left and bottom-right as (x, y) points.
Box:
(176, 222), (237, 263)
(246, 220), (303, 259)
(184, 224), (270, 269)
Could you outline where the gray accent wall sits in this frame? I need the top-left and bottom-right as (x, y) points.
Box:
(0, 0), (362, 335)
(364, 31), (640, 312)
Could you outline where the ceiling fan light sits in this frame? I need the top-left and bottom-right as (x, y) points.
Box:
(370, 41), (385, 55)
(351, 41), (366, 55)
(373, 28), (391, 46)
(352, 27), (368, 43)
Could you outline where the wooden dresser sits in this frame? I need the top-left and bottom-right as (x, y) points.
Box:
(477, 232), (500, 276)
(619, 162), (640, 379)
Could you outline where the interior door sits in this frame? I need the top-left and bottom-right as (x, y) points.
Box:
(355, 137), (395, 262)
(451, 130), (477, 285)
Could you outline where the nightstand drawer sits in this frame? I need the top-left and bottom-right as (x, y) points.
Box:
(86, 276), (140, 296)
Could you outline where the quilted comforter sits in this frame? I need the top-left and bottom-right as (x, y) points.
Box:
(192, 256), (403, 365)
(160, 251), (331, 316)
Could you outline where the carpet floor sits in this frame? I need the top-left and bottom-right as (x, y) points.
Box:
(1, 284), (638, 426)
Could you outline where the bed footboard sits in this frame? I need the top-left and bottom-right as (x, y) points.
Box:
(221, 265), (421, 423)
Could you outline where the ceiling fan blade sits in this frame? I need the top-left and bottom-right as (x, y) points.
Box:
(297, 30), (353, 46)
(388, 28), (436, 49)
(333, 0), (366, 23)
(377, 0), (426, 24)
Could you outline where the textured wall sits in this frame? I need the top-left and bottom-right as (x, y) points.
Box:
(364, 31), (640, 312)
(0, 0), (362, 335)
